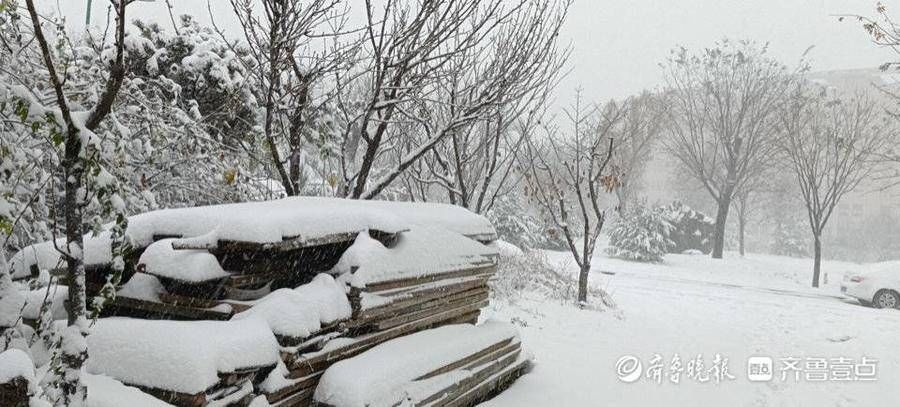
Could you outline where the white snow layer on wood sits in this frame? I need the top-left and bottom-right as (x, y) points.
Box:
(386, 369), (472, 406)
(314, 322), (518, 407)
(359, 200), (497, 241)
(138, 239), (228, 282)
(0, 278), (25, 327)
(232, 274), (350, 339)
(127, 197), (410, 247)
(334, 226), (497, 288)
(116, 273), (166, 302)
(0, 348), (34, 384)
(491, 240), (524, 258)
(21, 284), (68, 320)
(9, 197), (495, 278)
(84, 373), (173, 407)
(86, 318), (279, 394)
(8, 234), (112, 279)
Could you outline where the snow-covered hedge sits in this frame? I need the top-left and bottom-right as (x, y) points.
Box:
(487, 195), (566, 251)
(657, 201), (714, 254)
(606, 204), (671, 263)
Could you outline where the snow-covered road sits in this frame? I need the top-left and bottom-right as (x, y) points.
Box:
(481, 252), (900, 406)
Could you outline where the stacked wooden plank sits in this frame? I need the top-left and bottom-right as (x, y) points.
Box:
(311, 322), (530, 407)
(104, 230), (395, 321)
(85, 318), (281, 407)
(348, 265), (496, 333)
(135, 368), (262, 407)
(9, 197), (526, 407)
(255, 265), (500, 406)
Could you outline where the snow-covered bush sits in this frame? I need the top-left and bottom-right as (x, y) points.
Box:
(771, 218), (809, 258)
(127, 17), (257, 145)
(606, 204), (671, 262)
(491, 241), (611, 307)
(657, 201), (714, 254)
(487, 195), (567, 251)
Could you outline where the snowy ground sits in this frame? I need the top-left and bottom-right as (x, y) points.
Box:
(481, 251), (900, 407)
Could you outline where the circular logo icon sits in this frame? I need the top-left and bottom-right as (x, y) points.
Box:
(616, 355), (643, 383)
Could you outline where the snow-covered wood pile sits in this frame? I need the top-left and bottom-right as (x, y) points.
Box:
(314, 323), (529, 407)
(10, 197), (527, 406)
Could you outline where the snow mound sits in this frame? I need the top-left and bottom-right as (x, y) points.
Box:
(116, 273), (166, 302)
(10, 197), (496, 279)
(333, 226), (497, 288)
(86, 318), (279, 394)
(0, 349), (34, 384)
(233, 274), (351, 339)
(0, 279), (25, 327)
(126, 197), (412, 247)
(8, 234), (112, 279)
(138, 239), (228, 283)
(84, 373), (172, 407)
(22, 285), (68, 320)
(491, 240), (524, 258)
(314, 322), (518, 407)
(361, 200), (497, 241)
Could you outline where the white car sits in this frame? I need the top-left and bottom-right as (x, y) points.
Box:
(841, 262), (900, 309)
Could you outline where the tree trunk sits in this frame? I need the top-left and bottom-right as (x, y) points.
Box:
(711, 197), (731, 259)
(577, 262), (590, 305)
(812, 234), (822, 288)
(61, 131), (89, 406)
(615, 187), (628, 213)
(738, 213), (746, 257)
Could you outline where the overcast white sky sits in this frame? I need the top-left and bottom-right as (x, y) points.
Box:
(41, 0), (899, 104)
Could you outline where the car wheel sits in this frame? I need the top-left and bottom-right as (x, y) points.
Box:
(873, 290), (900, 309)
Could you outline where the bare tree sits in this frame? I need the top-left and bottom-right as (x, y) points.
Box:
(731, 185), (758, 256)
(836, 4), (900, 190)
(20, 0), (132, 404)
(779, 88), (890, 287)
(408, 84), (557, 213)
(521, 94), (623, 306)
(337, 0), (569, 200)
(661, 40), (797, 259)
(610, 91), (665, 212)
(221, 0), (353, 196)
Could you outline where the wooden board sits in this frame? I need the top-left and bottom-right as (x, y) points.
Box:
(104, 296), (232, 320)
(265, 373), (321, 403)
(419, 346), (522, 407)
(286, 301), (488, 379)
(436, 357), (530, 407)
(350, 286), (490, 329)
(271, 388), (314, 407)
(417, 339), (516, 381)
(158, 292), (221, 309)
(353, 277), (490, 318)
(361, 265), (497, 293)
